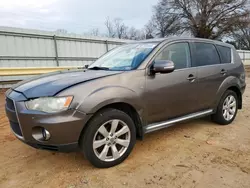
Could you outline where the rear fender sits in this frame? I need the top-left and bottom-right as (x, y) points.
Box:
(213, 76), (241, 110)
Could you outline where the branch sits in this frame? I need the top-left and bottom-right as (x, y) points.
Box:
(208, 0), (248, 27)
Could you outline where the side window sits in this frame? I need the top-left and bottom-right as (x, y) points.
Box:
(155, 43), (191, 70)
(192, 43), (220, 67)
(216, 45), (232, 64)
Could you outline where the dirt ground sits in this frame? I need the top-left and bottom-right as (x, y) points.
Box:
(0, 79), (250, 188)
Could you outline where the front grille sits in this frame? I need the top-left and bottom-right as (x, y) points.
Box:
(10, 121), (23, 136)
(6, 97), (15, 111)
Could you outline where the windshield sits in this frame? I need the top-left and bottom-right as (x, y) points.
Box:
(88, 43), (158, 71)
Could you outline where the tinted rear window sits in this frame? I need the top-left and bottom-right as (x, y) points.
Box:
(216, 45), (231, 64)
(192, 43), (220, 67)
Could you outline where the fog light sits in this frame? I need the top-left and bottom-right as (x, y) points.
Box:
(32, 127), (51, 142)
(42, 128), (51, 141)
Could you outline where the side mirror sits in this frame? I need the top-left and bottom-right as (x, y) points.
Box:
(151, 60), (175, 74)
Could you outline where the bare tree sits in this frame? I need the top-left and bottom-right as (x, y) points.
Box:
(89, 28), (100, 36)
(151, 0), (183, 37)
(104, 17), (147, 40)
(113, 18), (128, 39)
(126, 27), (137, 39)
(225, 40), (239, 49)
(232, 18), (250, 49)
(126, 27), (146, 40)
(137, 30), (146, 40)
(55, 29), (68, 34)
(145, 21), (155, 39)
(159, 0), (250, 39)
(105, 17), (116, 38)
(105, 17), (128, 39)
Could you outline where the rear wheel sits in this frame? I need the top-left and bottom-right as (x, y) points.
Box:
(212, 90), (238, 125)
(80, 108), (136, 168)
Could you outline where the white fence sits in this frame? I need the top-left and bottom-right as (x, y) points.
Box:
(0, 27), (130, 68)
(237, 50), (250, 66)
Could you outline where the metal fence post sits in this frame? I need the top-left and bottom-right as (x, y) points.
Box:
(243, 51), (246, 63)
(105, 40), (109, 52)
(53, 35), (59, 66)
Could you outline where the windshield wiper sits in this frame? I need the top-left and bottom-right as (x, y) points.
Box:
(88, 66), (110, 70)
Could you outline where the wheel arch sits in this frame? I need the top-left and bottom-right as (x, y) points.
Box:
(215, 77), (243, 111)
(78, 102), (144, 143)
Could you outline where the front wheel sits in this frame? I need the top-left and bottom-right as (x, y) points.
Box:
(80, 108), (136, 168)
(212, 90), (238, 125)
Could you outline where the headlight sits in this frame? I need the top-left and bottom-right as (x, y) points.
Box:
(25, 96), (73, 113)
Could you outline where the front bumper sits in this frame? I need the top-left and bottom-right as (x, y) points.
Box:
(5, 89), (91, 152)
(21, 141), (79, 152)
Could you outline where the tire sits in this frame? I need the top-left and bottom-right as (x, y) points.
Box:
(212, 90), (238, 125)
(79, 108), (136, 168)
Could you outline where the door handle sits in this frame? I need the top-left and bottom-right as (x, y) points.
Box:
(187, 74), (196, 82)
(221, 69), (227, 75)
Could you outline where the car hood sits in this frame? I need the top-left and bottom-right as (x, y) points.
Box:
(12, 69), (122, 99)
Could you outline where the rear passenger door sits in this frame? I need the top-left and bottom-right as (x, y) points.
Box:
(190, 42), (225, 110)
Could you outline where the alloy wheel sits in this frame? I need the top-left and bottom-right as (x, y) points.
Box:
(93, 119), (131, 162)
(222, 95), (237, 121)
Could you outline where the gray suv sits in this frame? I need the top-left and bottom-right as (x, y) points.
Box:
(5, 37), (246, 168)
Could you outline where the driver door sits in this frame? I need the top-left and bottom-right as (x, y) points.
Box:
(144, 42), (199, 124)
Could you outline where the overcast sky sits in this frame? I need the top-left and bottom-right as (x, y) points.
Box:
(0, 0), (157, 34)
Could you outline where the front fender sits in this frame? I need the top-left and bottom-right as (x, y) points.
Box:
(213, 76), (241, 109)
(76, 86), (145, 115)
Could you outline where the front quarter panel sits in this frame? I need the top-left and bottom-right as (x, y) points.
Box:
(58, 70), (146, 121)
(78, 86), (144, 114)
